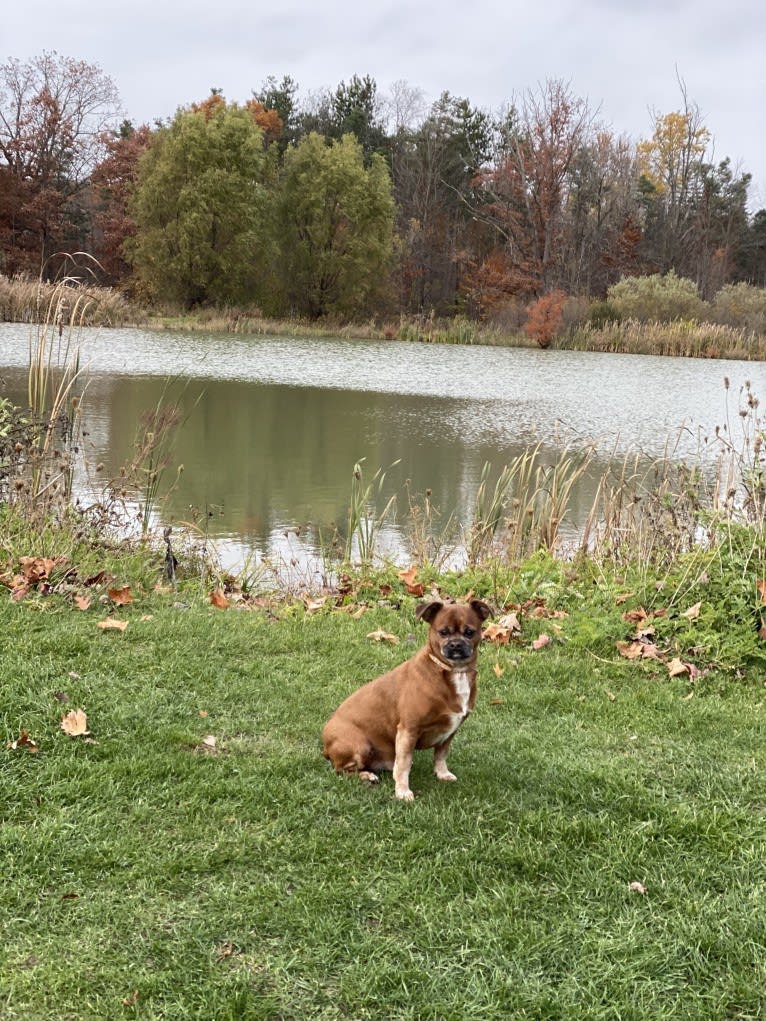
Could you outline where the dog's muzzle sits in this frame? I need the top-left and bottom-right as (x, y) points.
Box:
(442, 639), (473, 662)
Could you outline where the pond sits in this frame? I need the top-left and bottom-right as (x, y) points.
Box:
(1, 323), (764, 574)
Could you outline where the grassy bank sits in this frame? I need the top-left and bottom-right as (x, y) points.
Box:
(4, 273), (766, 360)
(3, 550), (766, 1020)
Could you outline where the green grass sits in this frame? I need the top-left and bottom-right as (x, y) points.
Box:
(3, 579), (766, 1020)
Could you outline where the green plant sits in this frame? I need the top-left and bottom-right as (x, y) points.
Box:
(344, 458), (400, 565)
(607, 270), (705, 323)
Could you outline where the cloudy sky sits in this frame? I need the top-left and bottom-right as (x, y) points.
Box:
(6, 0), (766, 207)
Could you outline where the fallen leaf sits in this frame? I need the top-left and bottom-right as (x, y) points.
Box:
(349, 604), (367, 619)
(405, 582), (425, 597)
(493, 661), (505, 677)
(606, 690), (617, 702)
(758, 580), (766, 602)
(122, 990), (139, 1007)
(19, 556), (57, 582)
(397, 566), (418, 587)
(11, 585), (29, 601)
(60, 709), (89, 737)
(210, 589), (228, 609)
(73, 594), (91, 611)
(483, 622), (510, 645)
(623, 607), (650, 624)
(681, 601), (702, 620)
(8, 730), (39, 752)
(629, 881), (648, 895)
(367, 629), (400, 644)
(489, 697), (505, 706)
(668, 657), (690, 678)
(531, 634), (551, 651)
(139, 614), (154, 622)
(202, 735), (217, 750)
(497, 612), (521, 632)
(107, 585), (133, 606)
(303, 596), (327, 613)
(97, 618), (128, 632)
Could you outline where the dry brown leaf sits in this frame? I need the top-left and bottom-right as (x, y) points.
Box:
(303, 596), (327, 613)
(628, 881), (648, 895)
(8, 730), (39, 752)
(497, 612), (522, 632)
(60, 709), (89, 737)
(97, 618), (128, 632)
(74, 594), (91, 611)
(489, 697), (505, 706)
(210, 589), (228, 609)
(122, 991), (139, 1008)
(19, 556), (57, 582)
(405, 582), (425, 596)
(681, 601), (702, 620)
(531, 634), (551, 651)
(367, 629), (400, 644)
(484, 622), (511, 645)
(758, 580), (766, 602)
(668, 657), (690, 677)
(606, 690), (617, 702)
(107, 585), (133, 606)
(397, 566), (418, 587)
(493, 661), (505, 677)
(623, 607), (649, 624)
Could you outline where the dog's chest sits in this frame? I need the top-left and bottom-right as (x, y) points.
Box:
(441, 670), (472, 739)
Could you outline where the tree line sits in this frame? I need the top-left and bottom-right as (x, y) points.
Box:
(1, 52), (764, 321)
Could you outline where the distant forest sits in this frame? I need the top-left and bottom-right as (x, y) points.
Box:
(1, 52), (764, 322)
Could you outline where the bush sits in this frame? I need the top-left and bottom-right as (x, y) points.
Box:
(607, 271), (705, 324)
(588, 300), (621, 329)
(711, 282), (766, 336)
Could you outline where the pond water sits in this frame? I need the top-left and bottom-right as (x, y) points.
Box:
(1, 323), (764, 573)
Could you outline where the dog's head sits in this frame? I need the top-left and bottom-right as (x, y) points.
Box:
(416, 599), (492, 666)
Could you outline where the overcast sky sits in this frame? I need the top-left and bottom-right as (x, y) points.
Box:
(6, 0), (766, 208)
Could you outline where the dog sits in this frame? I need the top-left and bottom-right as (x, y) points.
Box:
(322, 599), (492, 801)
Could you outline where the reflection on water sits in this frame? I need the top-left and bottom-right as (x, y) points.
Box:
(1, 323), (764, 570)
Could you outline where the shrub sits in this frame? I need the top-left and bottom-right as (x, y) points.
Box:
(588, 300), (621, 329)
(523, 290), (567, 348)
(607, 271), (705, 324)
(711, 282), (766, 336)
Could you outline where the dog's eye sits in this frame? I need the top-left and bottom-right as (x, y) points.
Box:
(438, 627), (451, 637)
(463, 627), (475, 638)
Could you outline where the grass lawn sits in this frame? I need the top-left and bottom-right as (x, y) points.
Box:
(2, 589), (766, 1020)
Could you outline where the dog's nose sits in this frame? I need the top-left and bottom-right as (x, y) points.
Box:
(444, 639), (471, 660)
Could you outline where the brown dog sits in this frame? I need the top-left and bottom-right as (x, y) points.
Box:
(322, 599), (492, 800)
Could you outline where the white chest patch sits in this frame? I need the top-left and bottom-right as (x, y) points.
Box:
(451, 671), (472, 715)
(440, 671), (472, 740)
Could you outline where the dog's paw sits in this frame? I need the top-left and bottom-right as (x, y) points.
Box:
(395, 788), (415, 802)
(359, 770), (379, 785)
(435, 769), (458, 783)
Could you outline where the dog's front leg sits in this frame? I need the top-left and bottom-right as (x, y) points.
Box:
(393, 726), (416, 801)
(434, 736), (458, 782)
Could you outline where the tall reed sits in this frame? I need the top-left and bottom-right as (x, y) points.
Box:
(344, 459), (399, 565)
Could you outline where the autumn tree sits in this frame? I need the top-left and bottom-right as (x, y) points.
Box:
(474, 80), (595, 301)
(392, 91), (493, 313)
(89, 120), (153, 285)
(0, 51), (121, 276)
(127, 99), (275, 307)
(272, 132), (394, 318)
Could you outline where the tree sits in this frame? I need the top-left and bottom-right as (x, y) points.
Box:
(474, 80), (595, 300)
(127, 99), (275, 307)
(0, 51), (120, 275)
(89, 120), (153, 286)
(392, 91), (493, 314)
(637, 83), (711, 274)
(273, 132), (394, 318)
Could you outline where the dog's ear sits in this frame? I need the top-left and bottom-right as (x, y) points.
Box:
(416, 600), (443, 624)
(469, 599), (493, 622)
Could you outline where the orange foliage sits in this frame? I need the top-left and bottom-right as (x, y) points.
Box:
(192, 93), (226, 119)
(245, 99), (283, 144)
(523, 290), (567, 348)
